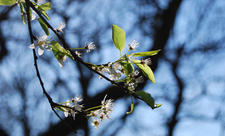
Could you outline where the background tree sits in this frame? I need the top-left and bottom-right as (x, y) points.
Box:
(0, 0), (225, 136)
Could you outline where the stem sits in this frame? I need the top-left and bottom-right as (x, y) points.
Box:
(85, 105), (102, 111)
(84, 115), (93, 123)
(49, 33), (57, 40)
(70, 47), (85, 50)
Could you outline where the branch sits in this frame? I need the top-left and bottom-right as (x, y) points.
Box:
(25, 0), (77, 133)
(26, 0), (149, 106)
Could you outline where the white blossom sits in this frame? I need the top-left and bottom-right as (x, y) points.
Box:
(58, 55), (67, 68)
(85, 42), (96, 53)
(113, 61), (121, 69)
(63, 100), (70, 117)
(129, 39), (139, 51)
(92, 119), (100, 129)
(29, 35), (51, 55)
(97, 67), (110, 79)
(141, 58), (152, 65)
(135, 76), (145, 83)
(127, 53), (136, 61)
(72, 95), (83, 112)
(101, 95), (114, 120)
(22, 12), (36, 22)
(54, 22), (66, 33)
(75, 51), (82, 58)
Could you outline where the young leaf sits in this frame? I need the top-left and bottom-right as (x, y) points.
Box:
(132, 60), (155, 83)
(0, 0), (16, 5)
(155, 104), (162, 108)
(39, 2), (51, 11)
(40, 10), (50, 20)
(126, 94), (134, 114)
(130, 49), (161, 57)
(51, 40), (64, 52)
(51, 41), (64, 60)
(121, 62), (134, 77)
(112, 25), (126, 51)
(136, 91), (155, 109)
(37, 18), (49, 36)
(51, 41), (73, 60)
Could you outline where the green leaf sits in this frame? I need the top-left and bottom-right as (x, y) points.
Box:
(51, 41), (64, 60)
(130, 49), (161, 57)
(36, 3), (51, 20)
(132, 60), (155, 83)
(39, 2), (51, 11)
(40, 11), (50, 20)
(136, 91), (155, 109)
(121, 62), (134, 77)
(51, 40), (64, 52)
(37, 18), (49, 36)
(51, 41), (74, 60)
(0, 0), (16, 5)
(155, 104), (162, 108)
(112, 24), (126, 51)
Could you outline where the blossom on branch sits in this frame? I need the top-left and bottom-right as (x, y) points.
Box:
(58, 55), (67, 68)
(29, 35), (52, 55)
(92, 119), (100, 129)
(129, 39), (139, 51)
(85, 42), (96, 53)
(72, 95), (83, 112)
(101, 95), (114, 120)
(54, 21), (66, 33)
(22, 12), (36, 22)
(75, 51), (82, 58)
(141, 58), (151, 65)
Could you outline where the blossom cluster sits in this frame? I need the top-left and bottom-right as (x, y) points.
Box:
(92, 40), (152, 91)
(28, 22), (96, 68)
(59, 95), (114, 129)
(62, 95), (83, 120)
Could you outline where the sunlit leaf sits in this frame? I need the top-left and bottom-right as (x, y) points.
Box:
(112, 25), (126, 51)
(121, 62), (134, 77)
(51, 40), (64, 60)
(37, 18), (49, 36)
(51, 41), (73, 60)
(129, 49), (161, 57)
(155, 104), (162, 108)
(39, 2), (51, 11)
(51, 40), (64, 52)
(0, 0), (16, 5)
(40, 11), (50, 20)
(132, 60), (155, 83)
(136, 91), (155, 109)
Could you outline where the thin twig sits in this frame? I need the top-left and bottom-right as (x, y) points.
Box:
(25, 0), (77, 133)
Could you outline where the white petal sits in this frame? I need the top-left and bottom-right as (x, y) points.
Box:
(64, 111), (68, 117)
(38, 47), (44, 55)
(29, 43), (39, 49)
(40, 35), (48, 41)
(44, 44), (52, 51)
(58, 60), (64, 68)
(31, 14), (36, 21)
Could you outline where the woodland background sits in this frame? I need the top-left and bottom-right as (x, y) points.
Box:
(0, 0), (225, 136)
